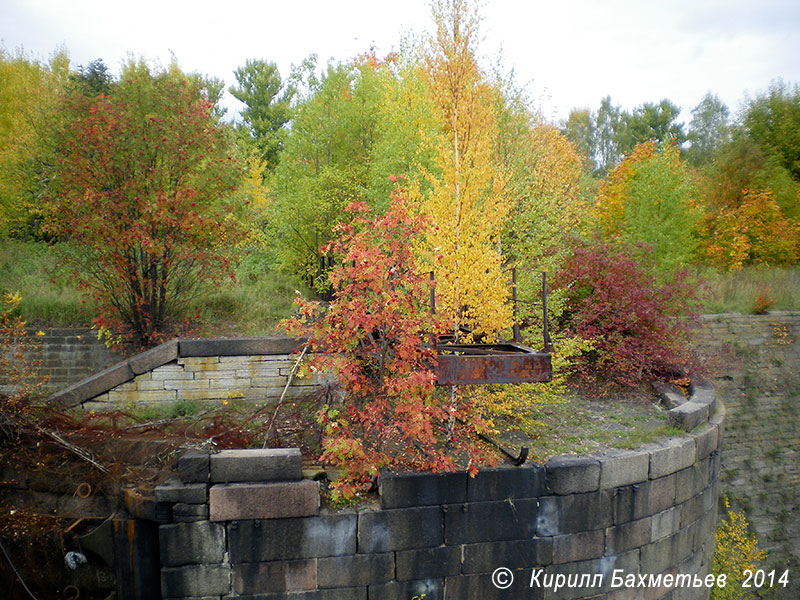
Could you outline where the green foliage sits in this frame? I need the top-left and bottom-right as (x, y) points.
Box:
(229, 59), (295, 170)
(596, 140), (702, 274)
(711, 496), (767, 600)
(743, 79), (800, 180)
(685, 92), (730, 166)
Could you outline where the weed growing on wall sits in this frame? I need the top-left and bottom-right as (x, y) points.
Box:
(712, 496), (767, 600)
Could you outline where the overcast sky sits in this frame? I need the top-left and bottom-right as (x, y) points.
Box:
(2, 0), (799, 125)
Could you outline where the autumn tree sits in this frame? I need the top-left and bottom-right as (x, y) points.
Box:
(286, 193), (488, 498)
(415, 0), (512, 341)
(743, 79), (800, 180)
(44, 60), (242, 346)
(595, 140), (701, 274)
(0, 47), (69, 238)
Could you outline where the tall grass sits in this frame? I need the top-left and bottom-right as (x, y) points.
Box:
(0, 239), (309, 333)
(698, 266), (800, 313)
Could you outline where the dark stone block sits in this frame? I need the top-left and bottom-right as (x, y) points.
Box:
(155, 479), (208, 504)
(159, 521), (226, 567)
(552, 529), (605, 564)
(129, 339), (178, 374)
(231, 588), (366, 600)
(396, 546), (461, 580)
(233, 560), (316, 594)
(229, 512), (356, 562)
(467, 465), (545, 502)
(160, 564), (231, 597)
(462, 538), (553, 573)
(613, 475), (676, 525)
(537, 491), (612, 536)
(604, 516), (651, 555)
(368, 579), (444, 600)
(178, 336), (304, 357)
(378, 471), (467, 509)
(172, 502), (209, 521)
(317, 553), (394, 588)
(179, 451), (210, 484)
(445, 498), (538, 544)
(445, 570), (544, 600)
(545, 455), (600, 494)
(209, 448), (302, 483)
(358, 506), (442, 552)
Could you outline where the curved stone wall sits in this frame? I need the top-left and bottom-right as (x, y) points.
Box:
(149, 393), (724, 600)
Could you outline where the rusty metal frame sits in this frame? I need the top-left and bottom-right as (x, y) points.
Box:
(431, 269), (553, 386)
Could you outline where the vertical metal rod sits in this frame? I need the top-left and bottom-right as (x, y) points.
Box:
(512, 267), (521, 343)
(429, 271), (436, 348)
(542, 271), (553, 352)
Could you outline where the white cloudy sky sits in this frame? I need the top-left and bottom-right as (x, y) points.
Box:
(2, 0), (799, 125)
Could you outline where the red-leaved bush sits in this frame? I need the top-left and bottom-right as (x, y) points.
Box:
(286, 190), (491, 499)
(554, 240), (701, 389)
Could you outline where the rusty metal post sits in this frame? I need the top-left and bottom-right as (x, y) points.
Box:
(512, 267), (521, 343)
(542, 271), (554, 352)
(429, 271), (436, 348)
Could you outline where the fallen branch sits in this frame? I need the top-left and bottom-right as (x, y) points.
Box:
(263, 343), (309, 448)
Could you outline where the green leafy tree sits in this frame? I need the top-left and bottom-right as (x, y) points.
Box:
(596, 140), (701, 274)
(561, 108), (595, 168)
(616, 99), (685, 157)
(268, 54), (389, 294)
(0, 47), (69, 238)
(594, 96), (625, 173)
(743, 79), (800, 179)
(44, 60), (243, 346)
(229, 59), (295, 170)
(685, 92), (730, 166)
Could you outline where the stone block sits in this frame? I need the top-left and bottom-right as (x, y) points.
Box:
(545, 455), (600, 494)
(179, 451), (210, 483)
(667, 401), (709, 432)
(150, 365), (194, 380)
(604, 517), (651, 554)
(445, 569), (543, 600)
(541, 549), (640, 599)
(233, 560), (316, 594)
(466, 465), (545, 502)
(551, 528), (605, 564)
(229, 512), (356, 562)
(368, 579), (444, 600)
(316, 553), (394, 588)
(378, 471), (467, 509)
(160, 564), (231, 597)
(598, 450), (650, 489)
(537, 491), (612, 536)
(462, 538), (553, 573)
(159, 521), (225, 567)
(648, 437), (696, 479)
(650, 506), (681, 541)
(155, 479), (208, 504)
(209, 448), (302, 483)
(692, 424), (718, 460)
(129, 339), (178, 374)
(164, 378), (209, 391)
(230, 588), (366, 600)
(445, 498), (538, 544)
(613, 475), (676, 525)
(358, 505), (442, 552)
(675, 460), (710, 504)
(396, 546), (462, 580)
(209, 480), (319, 521)
(173, 502), (209, 521)
(179, 336), (303, 357)
(106, 388), (178, 405)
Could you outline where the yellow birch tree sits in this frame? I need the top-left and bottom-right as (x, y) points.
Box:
(415, 0), (512, 341)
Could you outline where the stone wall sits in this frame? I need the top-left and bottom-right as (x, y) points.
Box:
(145, 402), (724, 600)
(697, 310), (800, 589)
(48, 337), (322, 410)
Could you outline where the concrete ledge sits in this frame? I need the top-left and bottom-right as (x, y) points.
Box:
(179, 336), (304, 357)
(129, 339), (178, 375)
(49, 361), (135, 408)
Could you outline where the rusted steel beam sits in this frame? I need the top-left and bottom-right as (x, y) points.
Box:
(435, 343), (552, 386)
